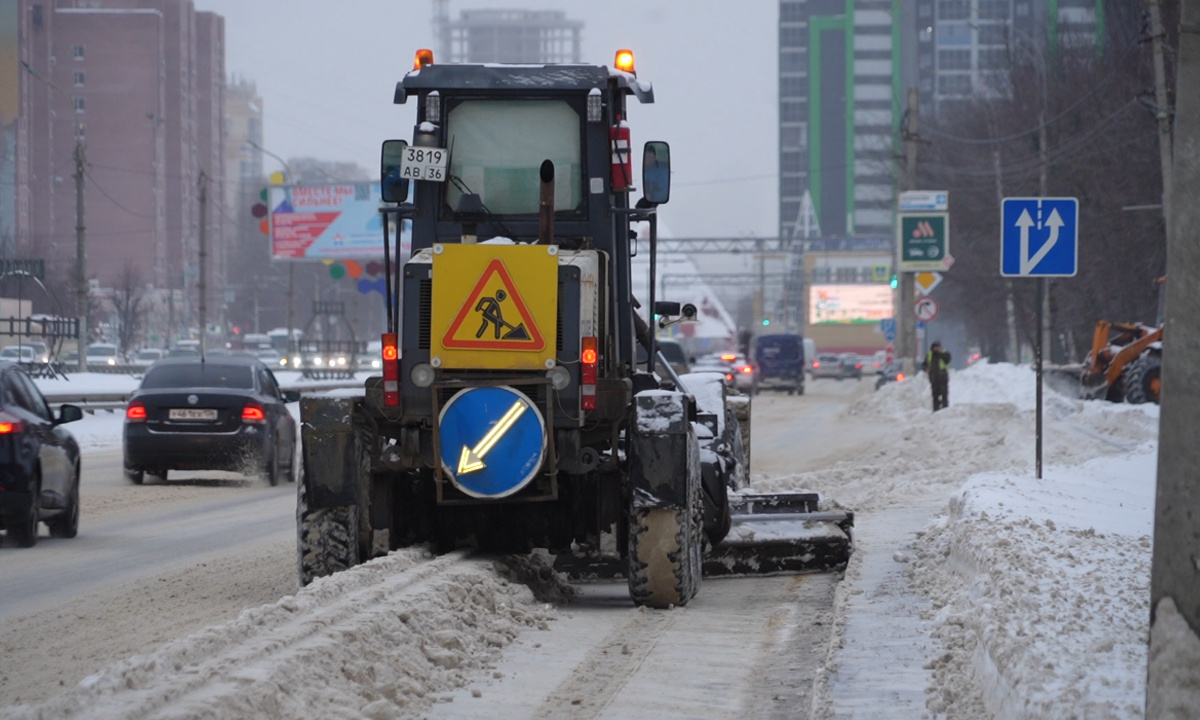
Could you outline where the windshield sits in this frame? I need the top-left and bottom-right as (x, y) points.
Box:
(141, 364), (254, 390)
(445, 100), (582, 215)
(88, 346), (117, 357)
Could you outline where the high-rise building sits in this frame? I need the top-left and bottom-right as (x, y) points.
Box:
(13, 0), (224, 337)
(914, 0), (1105, 118)
(434, 3), (582, 64)
(778, 0), (898, 245)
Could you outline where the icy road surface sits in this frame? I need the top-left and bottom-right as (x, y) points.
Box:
(1, 364), (1175, 719)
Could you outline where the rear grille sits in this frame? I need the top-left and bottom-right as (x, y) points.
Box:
(418, 278), (432, 349)
(438, 382), (545, 408)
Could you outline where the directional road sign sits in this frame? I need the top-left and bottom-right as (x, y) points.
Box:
(1000, 197), (1078, 277)
(898, 190), (949, 212)
(914, 296), (939, 322)
(880, 318), (896, 341)
(438, 385), (546, 498)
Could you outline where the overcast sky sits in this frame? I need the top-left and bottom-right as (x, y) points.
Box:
(193, 0), (780, 239)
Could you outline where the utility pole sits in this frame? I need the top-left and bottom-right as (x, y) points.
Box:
(1146, 0), (1200, 713)
(198, 172), (208, 357)
(1149, 0), (1174, 246)
(994, 148), (1019, 362)
(897, 89), (919, 372)
(74, 136), (89, 372)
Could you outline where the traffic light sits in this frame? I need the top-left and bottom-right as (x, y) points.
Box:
(761, 318), (770, 326)
(890, 273), (899, 289)
(251, 188), (269, 235)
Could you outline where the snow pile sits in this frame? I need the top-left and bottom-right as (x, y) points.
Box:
(791, 361), (1163, 719)
(909, 451), (1155, 718)
(0, 549), (555, 720)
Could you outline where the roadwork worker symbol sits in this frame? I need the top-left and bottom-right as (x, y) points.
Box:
(474, 290), (530, 341)
(442, 258), (546, 351)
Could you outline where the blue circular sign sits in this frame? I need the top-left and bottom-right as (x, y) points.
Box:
(438, 386), (546, 498)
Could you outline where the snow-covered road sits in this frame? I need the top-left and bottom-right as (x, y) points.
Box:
(1, 363), (1190, 719)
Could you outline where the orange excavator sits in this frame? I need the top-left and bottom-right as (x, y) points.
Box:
(1078, 320), (1162, 404)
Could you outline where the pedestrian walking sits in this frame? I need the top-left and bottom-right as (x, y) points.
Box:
(924, 341), (951, 411)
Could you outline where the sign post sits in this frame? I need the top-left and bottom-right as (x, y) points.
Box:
(898, 191), (950, 375)
(1000, 197), (1079, 479)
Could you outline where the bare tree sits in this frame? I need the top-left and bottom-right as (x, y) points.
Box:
(112, 262), (146, 353)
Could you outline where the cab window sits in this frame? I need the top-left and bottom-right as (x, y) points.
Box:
(444, 100), (583, 215)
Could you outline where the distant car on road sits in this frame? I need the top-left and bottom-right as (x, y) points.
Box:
(810, 353), (846, 380)
(0, 345), (37, 364)
(754, 334), (805, 395)
(636, 338), (691, 379)
(123, 356), (300, 486)
(875, 361), (906, 390)
(131, 348), (166, 367)
(86, 342), (120, 367)
(0, 360), (84, 547)
(839, 353), (864, 380)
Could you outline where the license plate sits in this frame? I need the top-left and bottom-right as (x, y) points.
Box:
(399, 145), (449, 182)
(168, 408), (218, 421)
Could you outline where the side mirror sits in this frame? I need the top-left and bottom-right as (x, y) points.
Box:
(56, 404), (83, 425)
(380, 139), (410, 203)
(282, 390), (301, 403)
(641, 140), (670, 205)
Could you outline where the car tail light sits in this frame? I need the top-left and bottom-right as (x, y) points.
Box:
(740, 365), (753, 374)
(720, 353), (736, 362)
(382, 333), (400, 407)
(0, 412), (26, 434)
(581, 336), (598, 411)
(242, 402), (266, 424)
(813, 361), (820, 368)
(125, 402), (147, 423)
(897, 373), (906, 382)
(724, 373), (734, 383)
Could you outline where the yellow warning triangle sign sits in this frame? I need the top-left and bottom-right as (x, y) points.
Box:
(442, 259), (546, 351)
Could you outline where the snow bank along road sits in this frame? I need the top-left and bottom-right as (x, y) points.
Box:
(0, 364), (1165, 719)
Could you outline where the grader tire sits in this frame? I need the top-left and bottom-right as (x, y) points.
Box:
(1124, 354), (1162, 405)
(628, 504), (703, 609)
(296, 479), (361, 587)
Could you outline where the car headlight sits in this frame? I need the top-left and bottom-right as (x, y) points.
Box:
(107, 357), (116, 366)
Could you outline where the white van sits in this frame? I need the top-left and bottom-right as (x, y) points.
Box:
(804, 338), (817, 374)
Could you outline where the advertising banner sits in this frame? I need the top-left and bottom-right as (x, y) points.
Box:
(809, 285), (894, 325)
(270, 183), (388, 259)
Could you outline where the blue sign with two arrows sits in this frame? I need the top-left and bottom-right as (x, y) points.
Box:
(1000, 197), (1078, 277)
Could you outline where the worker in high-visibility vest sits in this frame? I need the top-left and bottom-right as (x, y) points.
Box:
(923, 341), (951, 412)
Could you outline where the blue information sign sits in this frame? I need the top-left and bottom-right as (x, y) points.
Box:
(438, 386), (546, 498)
(881, 318), (896, 341)
(1001, 197), (1078, 277)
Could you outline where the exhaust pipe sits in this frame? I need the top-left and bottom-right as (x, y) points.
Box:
(538, 159), (555, 245)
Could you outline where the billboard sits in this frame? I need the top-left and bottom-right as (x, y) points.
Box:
(270, 182), (387, 259)
(809, 285), (893, 325)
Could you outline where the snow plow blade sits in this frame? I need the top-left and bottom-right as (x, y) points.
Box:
(703, 492), (854, 576)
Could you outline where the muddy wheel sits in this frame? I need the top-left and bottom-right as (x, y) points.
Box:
(701, 468), (731, 548)
(124, 467), (144, 485)
(296, 479), (360, 587)
(1124, 354), (1161, 405)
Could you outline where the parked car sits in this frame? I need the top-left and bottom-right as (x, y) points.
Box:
(123, 356), (300, 486)
(754, 334), (805, 395)
(167, 347), (200, 358)
(811, 353), (847, 380)
(255, 349), (286, 368)
(131, 348), (166, 367)
(85, 342), (120, 367)
(0, 360), (84, 547)
(875, 361), (906, 390)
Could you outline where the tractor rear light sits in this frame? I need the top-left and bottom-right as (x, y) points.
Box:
(581, 336), (598, 411)
(241, 402), (266, 424)
(587, 88), (602, 122)
(125, 402), (147, 423)
(382, 333), (400, 407)
(425, 91), (441, 122)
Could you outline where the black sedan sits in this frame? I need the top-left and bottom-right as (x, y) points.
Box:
(0, 360), (84, 547)
(123, 357), (299, 486)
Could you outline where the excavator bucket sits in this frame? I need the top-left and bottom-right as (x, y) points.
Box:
(703, 492), (854, 576)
